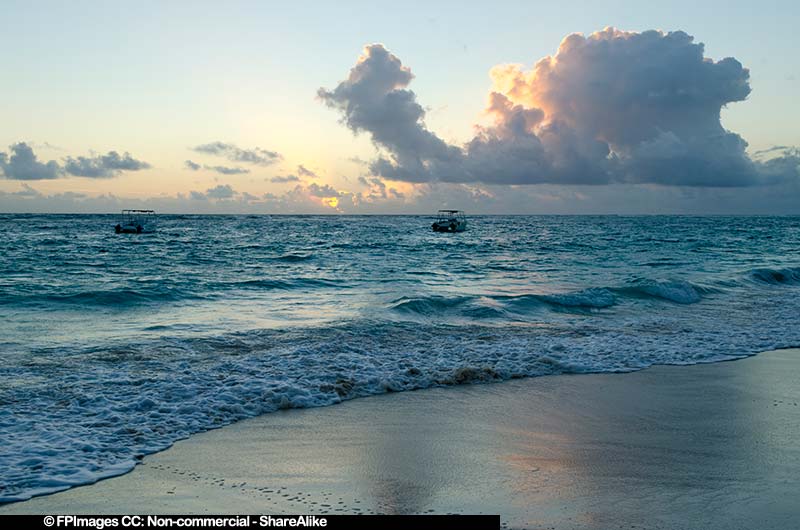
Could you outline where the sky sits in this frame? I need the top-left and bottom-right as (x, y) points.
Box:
(1, 0), (799, 214)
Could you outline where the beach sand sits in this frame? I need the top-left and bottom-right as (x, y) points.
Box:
(3, 349), (799, 529)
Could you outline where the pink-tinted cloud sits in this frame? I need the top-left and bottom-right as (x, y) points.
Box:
(320, 29), (799, 187)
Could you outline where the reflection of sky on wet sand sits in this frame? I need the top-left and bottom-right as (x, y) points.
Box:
(241, 351), (799, 528)
(487, 353), (797, 528)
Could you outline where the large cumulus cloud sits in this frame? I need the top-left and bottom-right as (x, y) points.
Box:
(320, 29), (799, 187)
(318, 44), (463, 183)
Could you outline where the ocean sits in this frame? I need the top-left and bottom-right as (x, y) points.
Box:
(1, 214), (799, 502)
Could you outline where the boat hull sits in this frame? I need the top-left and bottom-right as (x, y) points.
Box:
(432, 221), (467, 232)
(115, 223), (153, 234)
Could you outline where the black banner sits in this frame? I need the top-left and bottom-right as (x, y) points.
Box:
(4, 515), (500, 530)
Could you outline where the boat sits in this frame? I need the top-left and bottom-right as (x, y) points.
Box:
(432, 210), (467, 232)
(115, 209), (156, 234)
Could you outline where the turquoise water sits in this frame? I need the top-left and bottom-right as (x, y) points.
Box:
(1, 214), (799, 501)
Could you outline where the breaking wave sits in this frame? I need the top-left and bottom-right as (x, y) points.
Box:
(389, 279), (720, 319)
(748, 266), (800, 285)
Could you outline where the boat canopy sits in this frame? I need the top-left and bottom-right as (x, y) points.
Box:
(116, 209), (157, 233)
(436, 209), (466, 220)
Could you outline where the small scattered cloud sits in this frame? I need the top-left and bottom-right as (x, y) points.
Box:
(63, 151), (151, 178)
(192, 141), (281, 166)
(297, 164), (317, 178)
(358, 175), (405, 200)
(347, 156), (369, 166)
(42, 141), (63, 151)
(0, 142), (62, 180)
(25, 141), (64, 152)
(5, 176), (800, 214)
(268, 166), (317, 183)
(306, 182), (340, 197)
(13, 183), (43, 197)
(204, 183), (236, 199)
(753, 146), (791, 157)
(56, 191), (86, 200)
(270, 174), (300, 183)
(1, 142), (150, 180)
(205, 165), (249, 175)
(184, 159), (249, 174)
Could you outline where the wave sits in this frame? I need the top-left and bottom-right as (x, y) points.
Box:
(747, 266), (800, 285)
(529, 288), (617, 309)
(389, 280), (713, 319)
(0, 288), (203, 307)
(614, 280), (714, 305)
(3, 302), (800, 503)
(272, 252), (314, 262)
(3, 209), (800, 505)
(389, 295), (476, 315)
(0, 276), (342, 308)
(226, 277), (340, 290)
(3, 268), (791, 314)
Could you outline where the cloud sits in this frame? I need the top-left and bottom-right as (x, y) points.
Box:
(0, 142), (62, 180)
(204, 184), (236, 199)
(297, 165), (317, 178)
(348, 156), (369, 166)
(184, 159), (250, 174)
(55, 191), (86, 200)
(24, 141), (64, 152)
(188, 181), (355, 212)
(4, 176), (800, 215)
(205, 165), (249, 175)
(63, 151), (151, 178)
(269, 166), (317, 183)
(192, 141), (281, 166)
(358, 175), (405, 200)
(306, 182), (340, 197)
(318, 44), (461, 184)
(12, 183), (43, 197)
(1, 143), (151, 180)
(320, 31), (799, 188)
(270, 174), (300, 183)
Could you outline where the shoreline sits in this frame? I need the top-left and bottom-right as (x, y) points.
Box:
(3, 349), (799, 528)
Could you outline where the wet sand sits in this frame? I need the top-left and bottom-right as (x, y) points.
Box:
(3, 349), (799, 529)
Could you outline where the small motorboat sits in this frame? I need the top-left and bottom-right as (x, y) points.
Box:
(115, 209), (156, 234)
(432, 210), (467, 232)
